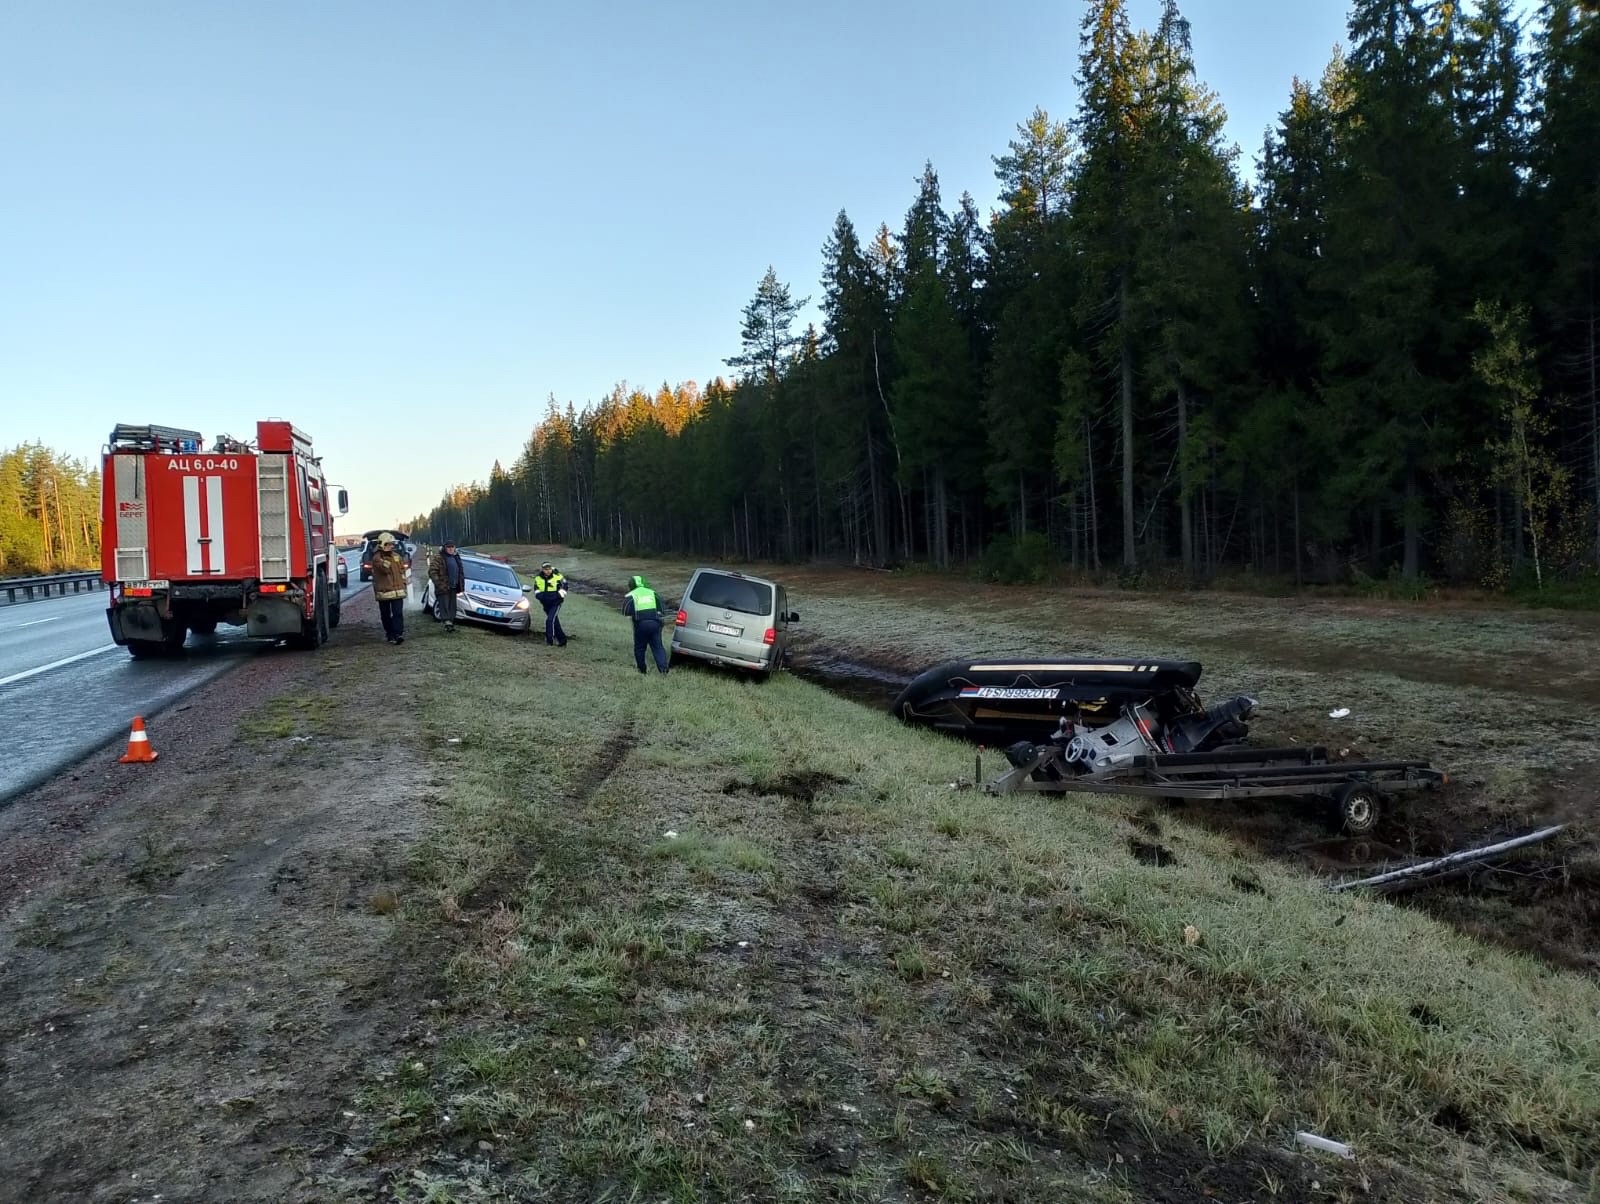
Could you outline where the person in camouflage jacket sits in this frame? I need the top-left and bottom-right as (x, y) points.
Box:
(429, 538), (466, 631)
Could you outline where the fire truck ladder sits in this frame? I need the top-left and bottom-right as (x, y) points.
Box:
(109, 423), (203, 453)
(257, 455), (293, 582)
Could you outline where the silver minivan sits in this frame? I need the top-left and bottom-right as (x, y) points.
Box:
(670, 567), (799, 677)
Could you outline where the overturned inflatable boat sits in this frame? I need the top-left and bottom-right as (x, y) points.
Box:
(891, 657), (1251, 750)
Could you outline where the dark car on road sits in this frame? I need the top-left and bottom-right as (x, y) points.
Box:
(358, 529), (412, 582)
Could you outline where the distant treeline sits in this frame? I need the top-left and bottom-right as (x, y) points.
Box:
(0, 444), (102, 577)
(412, 0), (1600, 591)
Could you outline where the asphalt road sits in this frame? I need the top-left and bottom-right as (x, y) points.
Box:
(0, 548), (373, 803)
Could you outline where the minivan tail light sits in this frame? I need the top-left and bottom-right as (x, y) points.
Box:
(763, 627), (776, 645)
(675, 609), (687, 627)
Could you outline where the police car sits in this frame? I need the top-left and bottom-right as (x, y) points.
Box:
(421, 553), (534, 633)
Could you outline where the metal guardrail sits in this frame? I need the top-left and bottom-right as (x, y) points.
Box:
(0, 571), (105, 605)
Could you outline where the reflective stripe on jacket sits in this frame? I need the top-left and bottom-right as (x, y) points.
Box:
(372, 550), (408, 600)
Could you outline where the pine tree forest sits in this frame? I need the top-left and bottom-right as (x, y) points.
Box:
(410, 0), (1600, 594)
(0, 444), (102, 577)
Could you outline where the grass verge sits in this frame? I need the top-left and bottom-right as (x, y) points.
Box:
(352, 589), (1600, 1202)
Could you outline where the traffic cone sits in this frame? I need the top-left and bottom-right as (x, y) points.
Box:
(118, 716), (159, 764)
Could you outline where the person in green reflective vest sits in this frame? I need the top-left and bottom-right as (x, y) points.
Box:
(622, 574), (669, 674)
(532, 561), (568, 646)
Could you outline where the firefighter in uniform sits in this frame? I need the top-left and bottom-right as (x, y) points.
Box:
(371, 532), (410, 644)
(532, 561), (568, 646)
(622, 574), (670, 674)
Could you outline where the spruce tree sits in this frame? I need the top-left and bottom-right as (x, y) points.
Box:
(1531, 0), (1600, 560)
(1070, 0), (1146, 569)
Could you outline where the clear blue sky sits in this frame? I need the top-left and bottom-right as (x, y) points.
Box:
(0, 0), (1352, 534)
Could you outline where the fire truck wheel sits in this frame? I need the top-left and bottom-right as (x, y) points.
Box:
(295, 584), (327, 650)
(160, 619), (187, 654)
(329, 597), (341, 630)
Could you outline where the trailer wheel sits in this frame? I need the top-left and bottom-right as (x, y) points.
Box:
(126, 639), (162, 659)
(189, 618), (217, 636)
(1336, 782), (1381, 836)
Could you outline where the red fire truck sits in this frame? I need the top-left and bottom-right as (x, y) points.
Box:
(101, 420), (350, 657)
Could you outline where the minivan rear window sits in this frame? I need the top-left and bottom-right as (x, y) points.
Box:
(689, 572), (772, 616)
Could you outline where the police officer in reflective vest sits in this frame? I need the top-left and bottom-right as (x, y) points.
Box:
(532, 561), (568, 646)
(622, 574), (669, 674)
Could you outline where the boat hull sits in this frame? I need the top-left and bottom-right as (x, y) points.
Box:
(892, 658), (1205, 743)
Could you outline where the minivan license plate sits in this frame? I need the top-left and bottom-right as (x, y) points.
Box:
(707, 621), (741, 636)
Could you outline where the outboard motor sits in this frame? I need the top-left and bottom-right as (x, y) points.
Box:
(1162, 694), (1257, 754)
(1065, 701), (1163, 771)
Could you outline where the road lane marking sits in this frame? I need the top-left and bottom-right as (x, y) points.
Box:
(0, 616), (64, 631)
(0, 644), (120, 688)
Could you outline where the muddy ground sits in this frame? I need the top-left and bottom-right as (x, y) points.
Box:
(0, 592), (439, 1203)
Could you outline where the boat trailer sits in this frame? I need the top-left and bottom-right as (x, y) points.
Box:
(983, 744), (1449, 835)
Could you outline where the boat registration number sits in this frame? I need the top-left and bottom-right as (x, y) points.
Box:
(707, 621), (741, 636)
(960, 687), (1061, 700)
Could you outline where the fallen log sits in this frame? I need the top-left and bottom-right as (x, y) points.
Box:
(1329, 825), (1569, 895)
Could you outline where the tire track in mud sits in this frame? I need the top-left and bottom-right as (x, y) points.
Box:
(712, 682), (887, 1179)
(458, 717), (640, 916)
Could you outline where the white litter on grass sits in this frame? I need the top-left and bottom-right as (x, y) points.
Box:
(447, 737), (462, 744)
(1295, 1130), (1354, 1159)
(663, 830), (678, 839)
(288, 736), (313, 743)
(737, 941), (749, 948)
(1329, 708), (1351, 720)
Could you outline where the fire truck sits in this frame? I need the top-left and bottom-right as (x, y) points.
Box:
(100, 420), (350, 657)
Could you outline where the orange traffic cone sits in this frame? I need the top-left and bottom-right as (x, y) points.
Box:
(118, 716), (159, 764)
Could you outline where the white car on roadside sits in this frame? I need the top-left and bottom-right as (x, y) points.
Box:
(421, 554), (534, 634)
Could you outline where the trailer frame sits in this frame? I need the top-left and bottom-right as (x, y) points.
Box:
(983, 743), (1448, 835)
